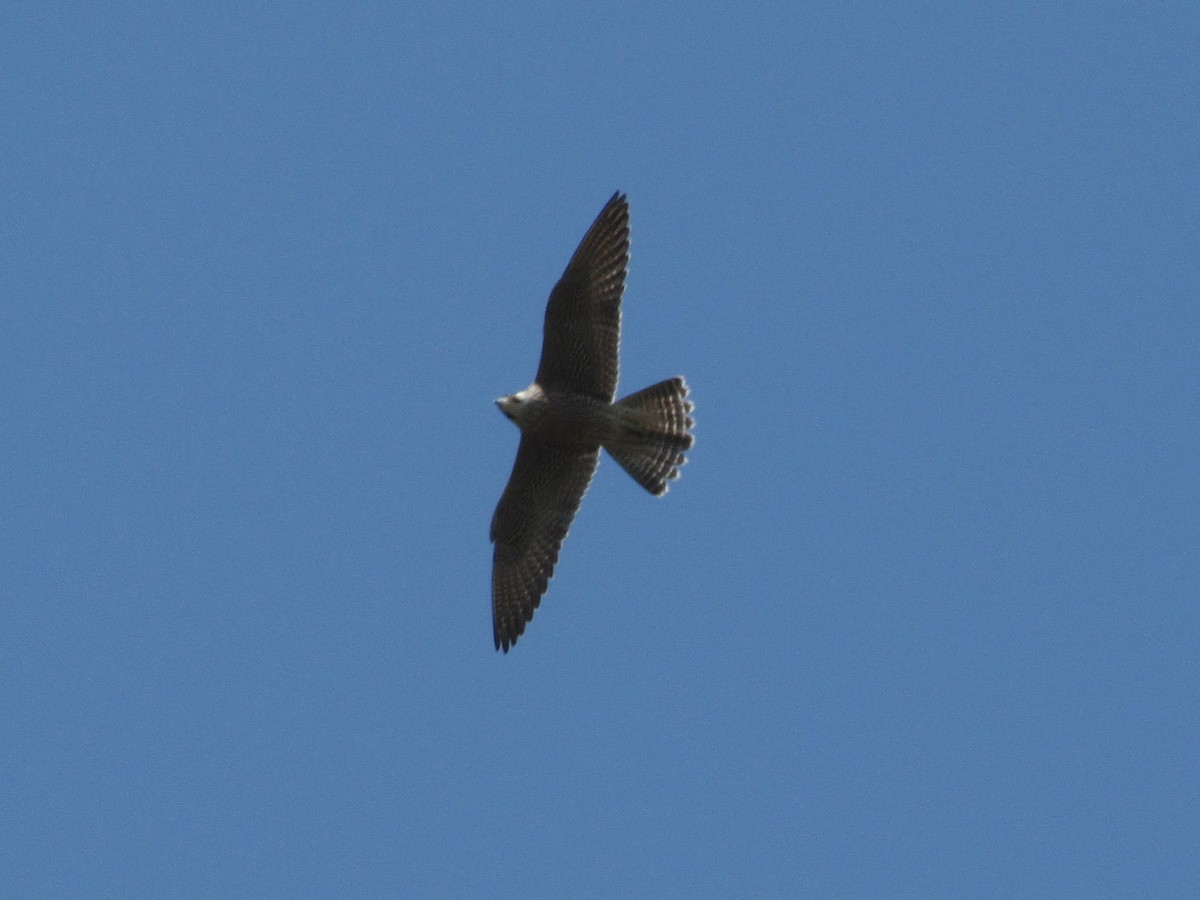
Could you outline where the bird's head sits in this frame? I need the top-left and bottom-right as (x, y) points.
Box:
(495, 384), (543, 424)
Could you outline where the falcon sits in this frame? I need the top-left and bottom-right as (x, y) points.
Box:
(491, 192), (694, 652)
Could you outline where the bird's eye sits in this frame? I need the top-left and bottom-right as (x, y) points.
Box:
(512, 396), (522, 404)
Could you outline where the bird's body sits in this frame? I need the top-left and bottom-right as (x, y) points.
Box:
(497, 384), (617, 447)
(490, 193), (694, 652)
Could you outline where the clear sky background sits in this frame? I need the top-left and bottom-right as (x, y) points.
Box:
(3, 4), (1197, 897)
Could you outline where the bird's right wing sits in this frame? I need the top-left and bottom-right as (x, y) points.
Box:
(535, 192), (629, 402)
(490, 437), (600, 652)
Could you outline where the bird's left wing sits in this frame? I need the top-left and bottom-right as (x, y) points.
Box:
(535, 192), (629, 401)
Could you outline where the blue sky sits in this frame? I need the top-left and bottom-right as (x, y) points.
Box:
(3, 3), (1197, 896)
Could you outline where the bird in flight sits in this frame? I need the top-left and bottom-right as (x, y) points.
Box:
(490, 192), (694, 652)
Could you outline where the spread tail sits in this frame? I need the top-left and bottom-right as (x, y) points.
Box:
(606, 377), (695, 495)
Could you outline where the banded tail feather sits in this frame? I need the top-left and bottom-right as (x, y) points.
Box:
(606, 376), (695, 495)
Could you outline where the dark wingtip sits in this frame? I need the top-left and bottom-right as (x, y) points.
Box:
(494, 623), (521, 653)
